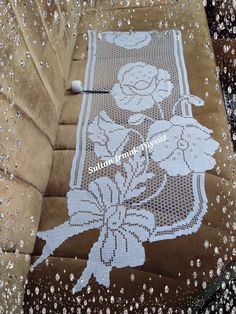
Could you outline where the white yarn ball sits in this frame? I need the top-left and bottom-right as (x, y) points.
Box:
(71, 80), (83, 93)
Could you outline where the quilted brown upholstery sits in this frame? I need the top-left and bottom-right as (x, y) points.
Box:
(1, 0), (235, 313)
(24, 0), (236, 312)
(0, 1), (80, 312)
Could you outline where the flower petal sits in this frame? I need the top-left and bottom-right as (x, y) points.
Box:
(148, 123), (182, 162)
(147, 120), (172, 137)
(104, 32), (151, 49)
(94, 143), (112, 159)
(182, 125), (211, 141)
(104, 32), (116, 44)
(107, 132), (130, 156)
(157, 68), (171, 80)
(98, 111), (123, 132)
(112, 83), (139, 110)
(184, 149), (217, 172)
(183, 126), (219, 155)
(152, 80), (173, 102)
(170, 116), (212, 134)
(116, 32), (151, 49)
(113, 91), (143, 112)
(88, 111), (131, 159)
(87, 116), (100, 139)
(122, 84), (136, 96)
(117, 62), (145, 82)
(159, 148), (191, 176)
(123, 63), (157, 86)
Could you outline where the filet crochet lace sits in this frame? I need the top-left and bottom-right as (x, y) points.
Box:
(34, 30), (219, 292)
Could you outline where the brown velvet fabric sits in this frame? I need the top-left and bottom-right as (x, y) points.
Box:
(0, 253), (30, 313)
(60, 94), (83, 124)
(0, 171), (42, 254)
(0, 4), (58, 145)
(0, 97), (53, 193)
(0, 1), (80, 312)
(23, 0), (236, 312)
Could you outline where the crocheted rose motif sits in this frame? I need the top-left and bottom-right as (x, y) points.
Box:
(147, 116), (219, 176)
(112, 62), (173, 112)
(67, 177), (155, 292)
(104, 31), (151, 49)
(88, 111), (130, 160)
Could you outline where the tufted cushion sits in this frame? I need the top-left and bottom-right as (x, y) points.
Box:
(22, 1), (236, 312)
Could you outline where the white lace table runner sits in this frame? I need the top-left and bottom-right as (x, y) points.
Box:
(34, 30), (219, 293)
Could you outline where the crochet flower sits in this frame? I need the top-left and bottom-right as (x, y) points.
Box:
(111, 62), (173, 112)
(147, 116), (219, 176)
(104, 31), (151, 49)
(88, 111), (130, 160)
(68, 177), (155, 292)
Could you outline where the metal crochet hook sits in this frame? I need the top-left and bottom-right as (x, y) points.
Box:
(83, 90), (110, 94)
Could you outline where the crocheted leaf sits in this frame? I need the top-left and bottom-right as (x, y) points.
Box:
(115, 151), (154, 201)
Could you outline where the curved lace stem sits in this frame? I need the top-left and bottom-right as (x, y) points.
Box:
(130, 129), (149, 169)
(144, 115), (155, 123)
(172, 96), (189, 115)
(131, 173), (167, 206)
(157, 103), (165, 119)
